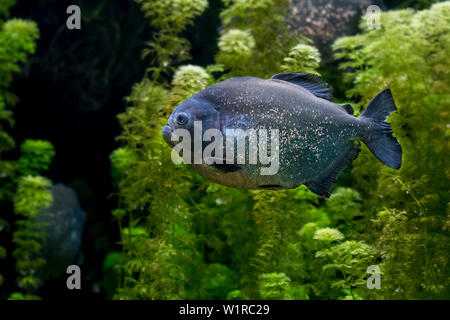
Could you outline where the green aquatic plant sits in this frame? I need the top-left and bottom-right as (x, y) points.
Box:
(109, 147), (136, 189)
(137, 0), (208, 32)
(280, 43), (321, 74)
(324, 188), (365, 236)
(12, 175), (53, 292)
(226, 289), (248, 300)
(196, 263), (239, 299)
(258, 272), (290, 299)
(218, 0), (298, 77)
(111, 77), (198, 299)
(169, 65), (211, 104)
(0, 9), (39, 201)
(110, 0), (449, 301)
(135, 0), (208, 81)
(0, 0), (15, 19)
(216, 29), (256, 73)
(313, 228), (345, 243)
(333, 2), (450, 299)
(0, 18), (39, 109)
(111, 0), (373, 301)
(112, 3), (216, 294)
(17, 140), (55, 176)
(250, 191), (286, 274)
(7, 292), (40, 300)
(0, 1), (41, 297)
(315, 238), (376, 299)
(371, 209), (415, 298)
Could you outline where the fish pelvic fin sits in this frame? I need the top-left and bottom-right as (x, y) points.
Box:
(360, 89), (402, 170)
(305, 141), (361, 198)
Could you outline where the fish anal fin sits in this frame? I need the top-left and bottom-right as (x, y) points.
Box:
(270, 72), (333, 100)
(305, 181), (331, 198)
(305, 141), (361, 198)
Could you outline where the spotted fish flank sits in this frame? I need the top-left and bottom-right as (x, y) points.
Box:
(162, 72), (402, 197)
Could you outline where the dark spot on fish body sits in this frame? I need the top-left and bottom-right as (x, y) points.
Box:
(212, 163), (242, 173)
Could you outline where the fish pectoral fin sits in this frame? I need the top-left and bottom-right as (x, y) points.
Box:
(204, 157), (242, 173)
(270, 72), (333, 100)
(305, 141), (361, 198)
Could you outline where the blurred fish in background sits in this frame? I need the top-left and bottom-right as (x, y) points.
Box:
(35, 184), (86, 281)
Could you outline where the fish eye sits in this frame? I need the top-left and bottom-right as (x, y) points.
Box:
(176, 113), (189, 125)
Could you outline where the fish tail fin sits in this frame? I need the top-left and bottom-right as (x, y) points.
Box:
(360, 89), (402, 170)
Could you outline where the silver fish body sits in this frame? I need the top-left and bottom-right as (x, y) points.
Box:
(163, 73), (402, 197)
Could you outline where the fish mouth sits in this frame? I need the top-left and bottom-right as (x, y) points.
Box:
(162, 125), (175, 147)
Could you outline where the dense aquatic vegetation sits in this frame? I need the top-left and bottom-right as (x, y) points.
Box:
(0, 1), (56, 299)
(108, 0), (449, 300)
(333, 3), (450, 298)
(0, 0), (448, 300)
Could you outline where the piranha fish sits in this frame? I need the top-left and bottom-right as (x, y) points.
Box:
(162, 72), (402, 197)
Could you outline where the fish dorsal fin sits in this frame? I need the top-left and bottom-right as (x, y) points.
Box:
(270, 72), (333, 100)
(341, 104), (354, 115)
